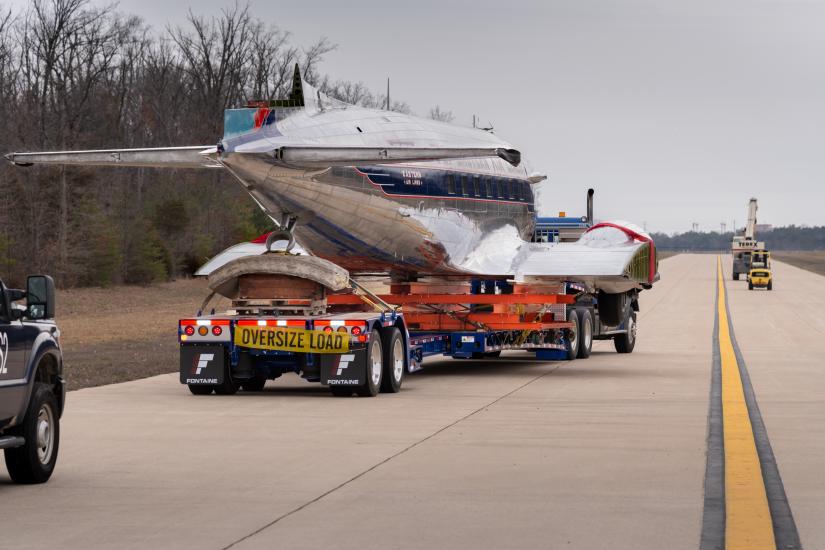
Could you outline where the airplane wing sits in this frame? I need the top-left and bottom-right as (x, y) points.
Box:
(512, 222), (658, 293)
(271, 146), (521, 168)
(5, 145), (520, 169)
(4, 146), (222, 169)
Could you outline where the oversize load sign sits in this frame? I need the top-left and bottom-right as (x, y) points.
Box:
(234, 326), (349, 354)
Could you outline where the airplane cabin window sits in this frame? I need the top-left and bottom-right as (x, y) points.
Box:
(447, 174), (456, 194)
(497, 179), (504, 198)
(485, 177), (492, 198)
(461, 175), (469, 196)
(473, 176), (480, 197)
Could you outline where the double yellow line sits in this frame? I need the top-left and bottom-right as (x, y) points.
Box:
(716, 257), (774, 549)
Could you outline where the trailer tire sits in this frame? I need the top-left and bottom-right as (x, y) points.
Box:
(614, 310), (637, 354)
(565, 310), (580, 360)
(331, 387), (353, 397)
(4, 383), (60, 484)
(356, 329), (383, 397)
(188, 384), (214, 395)
(576, 309), (593, 359)
(380, 328), (404, 393)
(733, 273), (739, 281)
(213, 356), (239, 395)
(241, 375), (267, 392)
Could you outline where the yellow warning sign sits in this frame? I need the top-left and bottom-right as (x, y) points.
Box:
(234, 326), (349, 354)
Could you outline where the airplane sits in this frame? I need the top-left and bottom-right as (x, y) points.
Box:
(5, 65), (657, 295)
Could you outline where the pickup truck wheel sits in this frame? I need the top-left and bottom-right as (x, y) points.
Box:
(4, 383), (60, 484)
(565, 309), (580, 360)
(188, 384), (214, 395)
(576, 309), (594, 359)
(380, 328), (404, 393)
(767, 281), (773, 291)
(614, 311), (637, 354)
(356, 329), (383, 397)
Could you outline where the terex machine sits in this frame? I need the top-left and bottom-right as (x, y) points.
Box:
(731, 198), (768, 280)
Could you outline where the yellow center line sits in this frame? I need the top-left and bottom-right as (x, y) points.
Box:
(716, 256), (775, 549)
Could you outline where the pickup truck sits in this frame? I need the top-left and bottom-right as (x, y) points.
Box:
(0, 275), (64, 483)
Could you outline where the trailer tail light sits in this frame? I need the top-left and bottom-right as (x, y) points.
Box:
(198, 326), (209, 336)
(184, 325), (195, 336)
(323, 326), (333, 333)
(350, 325), (362, 336)
(212, 326), (223, 336)
(337, 326), (348, 333)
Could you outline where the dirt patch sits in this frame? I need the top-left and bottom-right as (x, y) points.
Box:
(771, 251), (825, 277)
(57, 279), (230, 389)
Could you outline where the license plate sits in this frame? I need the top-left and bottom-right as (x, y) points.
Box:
(234, 326), (349, 354)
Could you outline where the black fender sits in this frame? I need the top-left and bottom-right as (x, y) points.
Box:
(22, 335), (64, 419)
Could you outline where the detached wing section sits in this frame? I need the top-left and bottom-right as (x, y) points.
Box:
(513, 222), (658, 293)
(5, 146), (221, 169)
(271, 146), (521, 168)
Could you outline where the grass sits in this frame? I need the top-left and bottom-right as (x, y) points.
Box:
(57, 278), (227, 390)
(771, 251), (825, 277)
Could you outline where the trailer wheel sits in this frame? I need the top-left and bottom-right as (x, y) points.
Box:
(213, 356), (239, 395)
(356, 329), (383, 397)
(565, 310), (580, 360)
(188, 384), (214, 395)
(380, 328), (404, 393)
(241, 375), (267, 392)
(4, 384), (60, 484)
(614, 311), (637, 354)
(576, 309), (593, 359)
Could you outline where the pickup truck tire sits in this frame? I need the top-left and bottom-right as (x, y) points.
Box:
(576, 309), (594, 359)
(565, 310), (580, 360)
(767, 281), (773, 291)
(748, 282), (754, 290)
(4, 383), (59, 484)
(356, 329), (383, 397)
(614, 311), (637, 354)
(380, 328), (404, 393)
(188, 384), (214, 395)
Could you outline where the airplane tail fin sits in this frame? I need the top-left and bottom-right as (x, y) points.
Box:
(223, 64), (305, 139)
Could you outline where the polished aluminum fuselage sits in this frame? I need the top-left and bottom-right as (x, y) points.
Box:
(219, 87), (536, 276)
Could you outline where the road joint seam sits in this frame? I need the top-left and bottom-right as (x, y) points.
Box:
(223, 363), (563, 549)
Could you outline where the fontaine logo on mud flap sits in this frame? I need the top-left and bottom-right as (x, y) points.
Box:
(188, 353), (218, 384)
(0, 331), (7, 375)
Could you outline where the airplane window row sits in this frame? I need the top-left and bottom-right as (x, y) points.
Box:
(445, 173), (529, 201)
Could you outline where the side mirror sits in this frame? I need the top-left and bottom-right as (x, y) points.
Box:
(26, 275), (55, 320)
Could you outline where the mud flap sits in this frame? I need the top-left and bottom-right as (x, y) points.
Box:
(180, 345), (225, 385)
(320, 348), (367, 387)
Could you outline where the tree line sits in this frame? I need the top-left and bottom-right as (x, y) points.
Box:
(0, 0), (454, 287)
(651, 226), (825, 251)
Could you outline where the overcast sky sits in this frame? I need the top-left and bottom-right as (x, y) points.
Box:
(9, 0), (824, 233)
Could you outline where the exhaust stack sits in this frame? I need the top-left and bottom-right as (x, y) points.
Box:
(586, 188), (594, 226)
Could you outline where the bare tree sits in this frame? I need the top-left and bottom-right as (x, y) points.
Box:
(429, 105), (454, 123)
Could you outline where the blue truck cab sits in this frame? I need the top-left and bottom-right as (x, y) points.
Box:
(0, 275), (64, 484)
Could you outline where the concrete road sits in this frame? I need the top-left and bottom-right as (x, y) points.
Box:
(0, 254), (820, 549)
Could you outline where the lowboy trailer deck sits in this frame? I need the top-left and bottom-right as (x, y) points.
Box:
(178, 254), (639, 397)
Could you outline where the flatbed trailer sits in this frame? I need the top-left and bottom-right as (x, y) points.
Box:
(178, 255), (639, 398)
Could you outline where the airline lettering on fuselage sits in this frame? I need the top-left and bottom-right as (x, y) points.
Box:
(401, 169), (423, 186)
